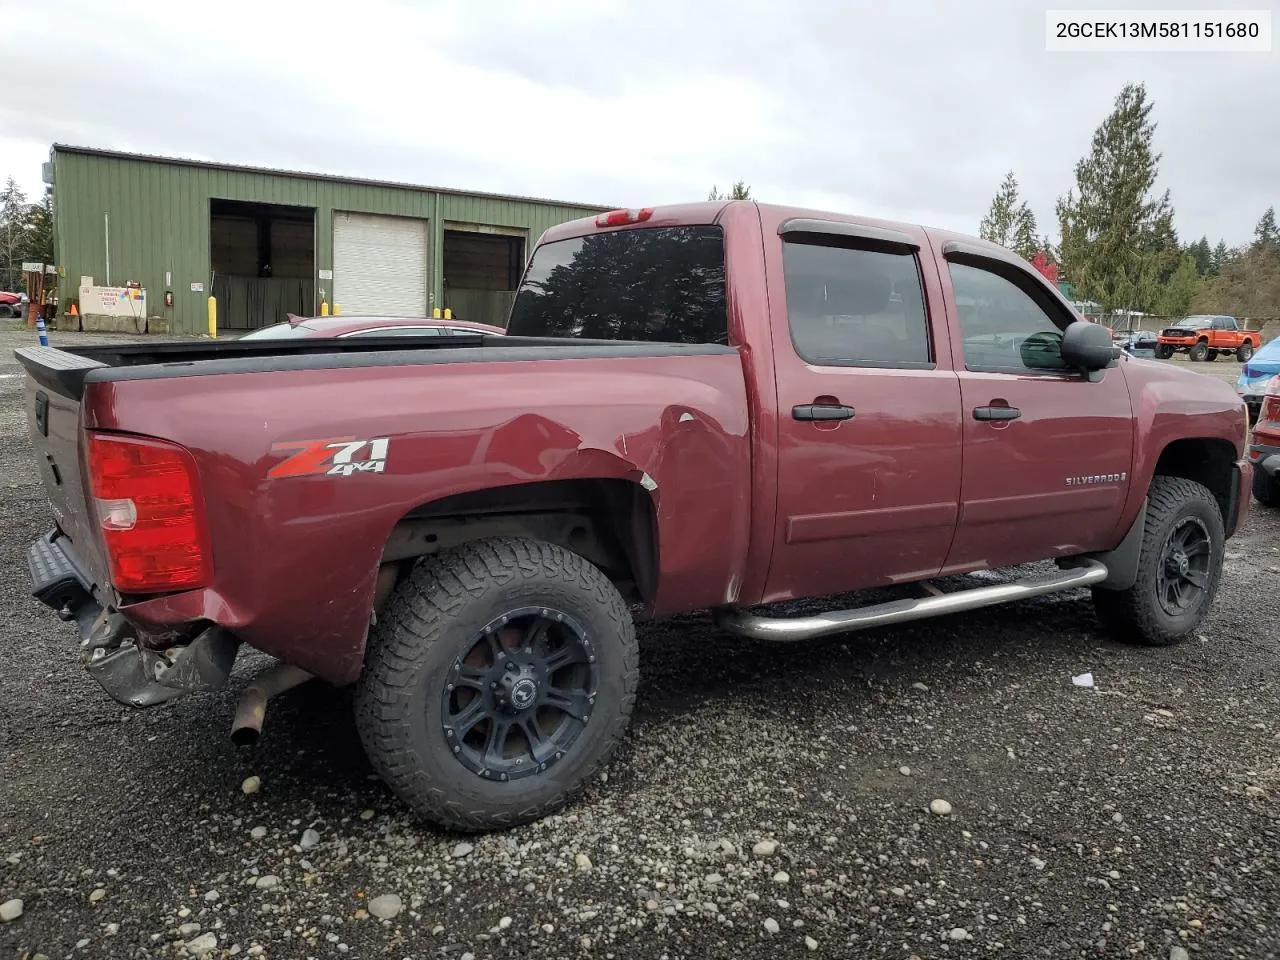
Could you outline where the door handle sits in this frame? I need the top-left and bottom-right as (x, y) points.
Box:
(793, 403), (855, 422)
(973, 405), (1021, 421)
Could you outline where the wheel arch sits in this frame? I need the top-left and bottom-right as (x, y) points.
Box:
(375, 478), (660, 610)
(1151, 437), (1240, 534)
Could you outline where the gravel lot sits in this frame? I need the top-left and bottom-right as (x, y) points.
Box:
(2, 325), (1278, 960)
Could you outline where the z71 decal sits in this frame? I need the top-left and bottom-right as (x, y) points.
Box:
(268, 437), (391, 478)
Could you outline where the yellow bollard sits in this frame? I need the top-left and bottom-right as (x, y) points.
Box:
(432, 307), (441, 319)
(207, 296), (217, 339)
(333, 303), (341, 316)
(320, 300), (329, 317)
(443, 308), (452, 320)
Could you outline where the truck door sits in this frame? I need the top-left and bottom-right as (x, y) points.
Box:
(760, 217), (964, 603)
(935, 243), (1133, 573)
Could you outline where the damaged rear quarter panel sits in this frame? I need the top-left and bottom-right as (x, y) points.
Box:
(85, 352), (752, 684)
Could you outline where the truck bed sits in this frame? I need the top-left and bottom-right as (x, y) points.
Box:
(15, 335), (734, 400)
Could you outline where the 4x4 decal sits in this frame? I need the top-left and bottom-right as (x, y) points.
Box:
(268, 437), (390, 478)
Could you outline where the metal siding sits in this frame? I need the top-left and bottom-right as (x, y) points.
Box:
(52, 149), (604, 334)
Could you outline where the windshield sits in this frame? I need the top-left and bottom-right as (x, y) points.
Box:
(239, 322), (318, 340)
(506, 225), (728, 344)
(1172, 316), (1216, 328)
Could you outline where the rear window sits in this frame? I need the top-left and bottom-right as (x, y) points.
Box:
(506, 225), (728, 344)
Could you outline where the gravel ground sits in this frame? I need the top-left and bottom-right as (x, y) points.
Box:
(2, 325), (1278, 960)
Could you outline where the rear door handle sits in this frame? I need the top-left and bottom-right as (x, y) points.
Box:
(793, 403), (855, 422)
(973, 405), (1021, 421)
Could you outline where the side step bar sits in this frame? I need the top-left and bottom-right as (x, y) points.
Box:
(714, 559), (1109, 642)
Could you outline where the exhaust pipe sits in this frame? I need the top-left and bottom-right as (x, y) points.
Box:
(715, 559), (1109, 642)
(230, 662), (313, 746)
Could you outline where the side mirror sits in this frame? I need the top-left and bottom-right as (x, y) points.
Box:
(1060, 320), (1119, 372)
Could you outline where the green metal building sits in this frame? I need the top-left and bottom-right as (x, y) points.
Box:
(46, 145), (609, 335)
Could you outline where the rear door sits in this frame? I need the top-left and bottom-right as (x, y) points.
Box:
(760, 216), (963, 603)
(933, 240), (1133, 573)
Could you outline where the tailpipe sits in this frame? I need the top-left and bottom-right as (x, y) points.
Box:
(230, 662), (313, 746)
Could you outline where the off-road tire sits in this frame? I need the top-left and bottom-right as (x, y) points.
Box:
(1091, 476), (1224, 646)
(355, 537), (639, 832)
(1189, 342), (1209, 362)
(1254, 466), (1280, 508)
(1154, 344), (1174, 360)
(1238, 341), (1255, 363)
(1206, 349), (1219, 362)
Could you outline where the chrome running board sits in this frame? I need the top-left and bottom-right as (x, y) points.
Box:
(714, 560), (1109, 642)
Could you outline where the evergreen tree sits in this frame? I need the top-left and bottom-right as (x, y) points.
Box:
(708, 181), (752, 201)
(1188, 236), (1212, 276)
(1154, 253), (1202, 317)
(1210, 239), (1230, 276)
(1254, 206), (1279, 249)
(1055, 83), (1177, 313)
(979, 170), (1038, 258)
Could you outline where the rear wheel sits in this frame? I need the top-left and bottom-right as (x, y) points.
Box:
(1091, 476), (1224, 646)
(355, 537), (639, 831)
(1238, 341), (1255, 362)
(0, 304), (15, 319)
(1255, 466), (1280, 508)
(1189, 342), (1209, 362)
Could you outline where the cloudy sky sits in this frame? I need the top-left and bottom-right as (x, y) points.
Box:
(3, 0), (1276, 246)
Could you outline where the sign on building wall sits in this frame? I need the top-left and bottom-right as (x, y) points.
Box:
(78, 279), (147, 318)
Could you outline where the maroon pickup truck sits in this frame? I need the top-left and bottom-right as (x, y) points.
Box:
(18, 201), (1252, 831)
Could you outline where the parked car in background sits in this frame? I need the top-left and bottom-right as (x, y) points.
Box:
(1155, 315), (1258, 362)
(238, 315), (507, 340)
(1249, 374), (1280, 507)
(1117, 330), (1159, 359)
(1238, 335), (1280, 425)
(0, 290), (28, 319)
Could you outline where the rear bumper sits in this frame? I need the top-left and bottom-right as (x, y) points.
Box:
(28, 530), (238, 708)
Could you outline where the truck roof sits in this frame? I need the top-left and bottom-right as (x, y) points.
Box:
(541, 200), (1017, 259)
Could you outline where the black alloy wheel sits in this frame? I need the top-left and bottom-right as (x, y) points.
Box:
(441, 607), (597, 782)
(1154, 516), (1212, 617)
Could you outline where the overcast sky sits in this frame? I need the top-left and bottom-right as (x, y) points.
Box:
(3, 0), (1276, 246)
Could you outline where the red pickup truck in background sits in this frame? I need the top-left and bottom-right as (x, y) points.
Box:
(1155, 314), (1259, 362)
(18, 201), (1251, 831)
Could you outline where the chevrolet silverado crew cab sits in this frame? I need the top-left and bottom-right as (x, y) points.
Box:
(1155, 314), (1258, 362)
(18, 201), (1252, 831)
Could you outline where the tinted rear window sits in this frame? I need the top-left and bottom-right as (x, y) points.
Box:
(506, 225), (728, 344)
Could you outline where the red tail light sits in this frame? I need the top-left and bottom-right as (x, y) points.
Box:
(1262, 376), (1280, 424)
(87, 433), (212, 593)
(594, 208), (653, 228)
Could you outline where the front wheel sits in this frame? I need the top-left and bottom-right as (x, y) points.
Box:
(1092, 476), (1224, 646)
(1238, 342), (1255, 363)
(1255, 466), (1280, 508)
(1154, 344), (1174, 360)
(1188, 342), (1209, 362)
(1206, 349), (1220, 362)
(355, 537), (639, 831)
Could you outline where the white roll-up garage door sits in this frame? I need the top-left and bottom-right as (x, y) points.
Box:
(333, 212), (429, 316)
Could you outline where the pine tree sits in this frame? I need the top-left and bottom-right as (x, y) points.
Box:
(1055, 83), (1177, 313)
(1154, 253), (1202, 317)
(1254, 206), (1279, 250)
(1210, 240), (1229, 276)
(708, 181), (752, 201)
(979, 171), (1038, 258)
(1189, 236), (1212, 276)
